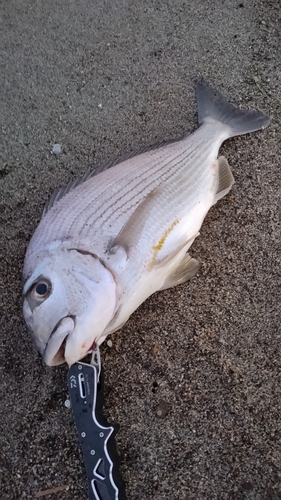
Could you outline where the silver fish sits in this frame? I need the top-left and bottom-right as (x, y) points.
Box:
(23, 82), (269, 366)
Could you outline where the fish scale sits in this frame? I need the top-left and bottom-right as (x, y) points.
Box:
(23, 82), (269, 366)
(79, 131), (214, 240)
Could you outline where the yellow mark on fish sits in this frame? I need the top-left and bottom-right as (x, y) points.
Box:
(149, 219), (179, 269)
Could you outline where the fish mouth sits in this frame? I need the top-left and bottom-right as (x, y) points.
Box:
(43, 316), (75, 366)
(49, 337), (67, 365)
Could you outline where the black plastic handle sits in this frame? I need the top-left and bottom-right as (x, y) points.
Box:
(67, 362), (127, 500)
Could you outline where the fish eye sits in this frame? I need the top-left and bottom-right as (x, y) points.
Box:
(36, 283), (47, 295)
(30, 279), (51, 301)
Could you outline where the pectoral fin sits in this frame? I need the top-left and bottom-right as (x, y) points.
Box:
(107, 188), (159, 256)
(213, 156), (234, 204)
(160, 253), (200, 290)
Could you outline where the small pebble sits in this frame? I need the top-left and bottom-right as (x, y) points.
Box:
(155, 400), (171, 418)
(107, 339), (113, 347)
(98, 103), (103, 109)
(52, 144), (62, 155)
(241, 481), (254, 491)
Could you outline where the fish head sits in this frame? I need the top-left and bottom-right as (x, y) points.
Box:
(23, 247), (117, 366)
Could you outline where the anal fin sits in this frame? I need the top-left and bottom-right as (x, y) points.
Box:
(160, 253), (200, 290)
(213, 156), (234, 204)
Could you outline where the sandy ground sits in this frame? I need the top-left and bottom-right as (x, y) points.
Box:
(0, 0), (280, 499)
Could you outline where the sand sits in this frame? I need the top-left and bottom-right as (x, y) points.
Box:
(0, 0), (280, 498)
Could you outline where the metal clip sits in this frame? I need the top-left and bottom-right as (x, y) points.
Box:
(90, 343), (101, 381)
(67, 346), (127, 499)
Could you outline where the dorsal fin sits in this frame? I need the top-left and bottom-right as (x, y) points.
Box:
(42, 151), (140, 217)
(42, 138), (184, 217)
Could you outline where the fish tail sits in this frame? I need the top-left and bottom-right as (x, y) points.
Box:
(196, 81), (270, 137)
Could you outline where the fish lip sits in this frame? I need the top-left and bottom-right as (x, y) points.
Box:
(43, 316), (76, 366)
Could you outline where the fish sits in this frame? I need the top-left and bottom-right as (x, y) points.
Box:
(22, 82), (270, 366)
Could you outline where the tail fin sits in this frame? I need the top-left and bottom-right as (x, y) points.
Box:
(196, 81), (270, 137)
